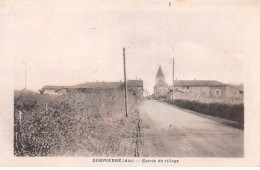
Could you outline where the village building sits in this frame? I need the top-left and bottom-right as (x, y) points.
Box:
(40, 80), (143, 96)
(167, 80), (243, 102)
(153, 66), (169, 98)
(126, 80), (144, 95)
(153, 65), (243, 103)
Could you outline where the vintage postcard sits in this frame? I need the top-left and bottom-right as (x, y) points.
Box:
(0, 0), (260, 167)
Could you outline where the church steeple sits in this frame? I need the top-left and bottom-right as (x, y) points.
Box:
(156, 65), (164, 78)
(155, 65), (165, 84)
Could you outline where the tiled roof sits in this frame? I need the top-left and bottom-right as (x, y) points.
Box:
(228, 85), (244, 92)
(173, 80), (226, 86)
(42, 80), (143, 90)
(68, 80), (143, 89)
(70, 82), (122, 89)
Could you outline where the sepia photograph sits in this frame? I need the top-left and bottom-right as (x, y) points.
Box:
(1, 0), (260, 167)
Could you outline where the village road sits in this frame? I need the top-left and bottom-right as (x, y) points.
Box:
(139, 100), (244, 157)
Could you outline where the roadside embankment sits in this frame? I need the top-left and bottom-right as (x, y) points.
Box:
(14, 90), (143, 156)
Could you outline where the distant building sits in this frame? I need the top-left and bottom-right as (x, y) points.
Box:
(167, 80), (244, 103)
(153, 66), (169, 98)
(40, 80), (143, 95)
(143, 90), (149, 99)
(127, 80), (144, 95)
(153, 63), (243, 103)
(173, 80), (243, 98)
(166, 88), (184, 101)
(174, 80), (227, 98)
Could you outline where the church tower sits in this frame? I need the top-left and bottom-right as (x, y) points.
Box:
(154, 65), (169, 97)
(156, 65), (165, 84)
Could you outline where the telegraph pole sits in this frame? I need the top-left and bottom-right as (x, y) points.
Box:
(123, 48), (128, 117)
(25, 62), (27, 91)
(172, 58), (174, 86)
(172, 58), (174, 101)
(23, 61), (27, 91)
(123, 47), (128, 117)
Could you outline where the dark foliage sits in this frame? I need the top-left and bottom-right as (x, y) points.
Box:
(167, 99), (244, 128)
(14, 90), (141, 156)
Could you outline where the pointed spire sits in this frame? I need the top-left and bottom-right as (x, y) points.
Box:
(156, 65), (164, 78)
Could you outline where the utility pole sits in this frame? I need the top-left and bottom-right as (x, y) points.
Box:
(123, 47), (128, 117)
(23, 61), (27, 91)
(25, 62), (27, 91)
(172, 58), (174, 101)
(172, 58), (174, 86)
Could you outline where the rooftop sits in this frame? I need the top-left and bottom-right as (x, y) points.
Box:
(42, 80), (143, 90)
(173, 80), (227, 87)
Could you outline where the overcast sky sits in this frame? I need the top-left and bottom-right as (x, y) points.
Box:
(2, 0), (257, 93)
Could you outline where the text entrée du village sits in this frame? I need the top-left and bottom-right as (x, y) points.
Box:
(93, 159), (179, 164)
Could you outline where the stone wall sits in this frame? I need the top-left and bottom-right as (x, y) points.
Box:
(175, 86), (210, 98)
(209, 86), (226, 98)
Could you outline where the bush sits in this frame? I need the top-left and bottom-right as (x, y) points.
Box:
(171, 99), (244, 128)
(14, 89), (141, 156)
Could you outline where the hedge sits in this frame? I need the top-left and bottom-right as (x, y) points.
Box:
(168, 99), (244, 128)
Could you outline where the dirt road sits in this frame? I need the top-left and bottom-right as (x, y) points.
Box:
(139, 100), (244, 157)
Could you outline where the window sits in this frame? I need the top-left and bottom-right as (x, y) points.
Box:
(187, 86), (189, 89)
(215, 89), (220, 95)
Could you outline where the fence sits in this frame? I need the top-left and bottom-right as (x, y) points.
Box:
(14, 111), (23, 156)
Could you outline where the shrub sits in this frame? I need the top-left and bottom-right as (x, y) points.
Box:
(171, 99), (244, 128)
(14, 89), (141, 156)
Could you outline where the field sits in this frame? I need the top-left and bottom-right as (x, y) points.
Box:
(14, 90), (142, 156)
